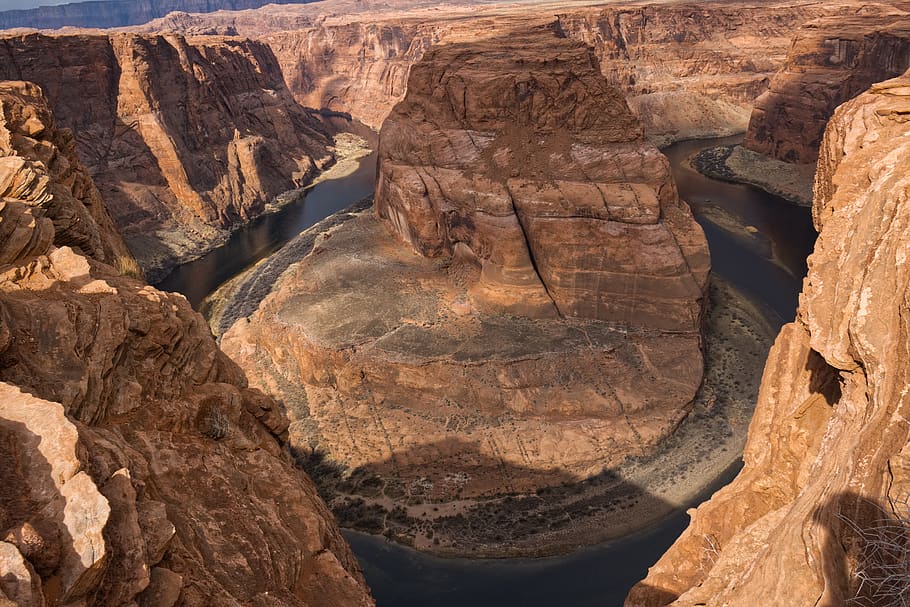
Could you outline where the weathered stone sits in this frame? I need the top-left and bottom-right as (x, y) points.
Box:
(628, 68), (910, 607)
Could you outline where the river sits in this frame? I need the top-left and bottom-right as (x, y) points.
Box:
(155, 133), (817, 606)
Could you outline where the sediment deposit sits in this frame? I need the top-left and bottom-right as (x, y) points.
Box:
(628, 69), (910, 607)
(0, 81), (373, 607)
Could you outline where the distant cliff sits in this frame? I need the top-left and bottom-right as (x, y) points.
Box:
(0, 32), (333, 281)
(0, 0), (315, 30)
(743, 6), (910, 164)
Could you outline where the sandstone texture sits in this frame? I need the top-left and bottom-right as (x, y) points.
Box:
(0, 32), (333, 281)
(222, 28), (713, 555)
(743, 5), (910, 164)
(628, 70), (910, 606)
(0, 82), (373, 607)
(142, 0), (841, 143)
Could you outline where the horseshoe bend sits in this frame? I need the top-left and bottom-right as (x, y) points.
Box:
(1, 0), (910, 605)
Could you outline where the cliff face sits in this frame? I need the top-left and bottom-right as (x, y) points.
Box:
(0, 32), (333, 281)
(0, 81), (373, 607)
(743, 6), (910, 164)
(0, 0), (316, 30)
(143, 1), (835, 143)
(554, 2), (839, 144)
(628, 70), (910, 606)
(222, 27), (712, 556)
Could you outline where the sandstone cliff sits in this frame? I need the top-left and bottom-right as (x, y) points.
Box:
(743, 6), (910, 164)
(628, 69), (910, 607)
(0, 81), (373, 607)
(143, 1), (837, 143)
(0, 32), (333, 281)
(222, 27), (716, 556)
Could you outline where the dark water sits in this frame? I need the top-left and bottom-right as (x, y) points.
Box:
(157, 132), (817, 606)
(663, 136), (817, 327)
(155, 133), (378, 308)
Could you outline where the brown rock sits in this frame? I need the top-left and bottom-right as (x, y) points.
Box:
(0, 83), (373, 606)
(143, 1), (842, 143)
(222, 27), (709, 556)
(743, 6), (910, 164)
(628, 69), (910, 607)
(0, 32), (333, 281)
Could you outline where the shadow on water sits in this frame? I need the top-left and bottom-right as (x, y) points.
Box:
(342, 461), (741, 607)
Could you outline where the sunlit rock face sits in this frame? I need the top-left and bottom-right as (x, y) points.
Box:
(743, 6), (910, 164)
(222, 27), (710, 556)
(628, 69), (910, 607)
(0, 81), (374, 607)
(0, 32), (333, 281)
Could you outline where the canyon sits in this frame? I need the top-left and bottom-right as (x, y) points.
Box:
(628, 68), (910, 607)
(0, 31), (335, 282)
(0, 81), (373, 606)
(216, 25), (775, 557)
(2, 0), (910, 605)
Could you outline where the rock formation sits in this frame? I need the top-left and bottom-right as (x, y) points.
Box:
(222, 27), (712, 555)
(0, 32), (333, 281)
(142, 0), (839, 143)
(628, 69), (910, 606)
(0, 0), (316, 30)
(743, 5), (910, 164)
(0, 81), (373, 607)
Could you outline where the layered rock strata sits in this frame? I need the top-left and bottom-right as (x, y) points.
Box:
(628, 70), (910, 606)
(142, 0), (840, 143)
(743, 6), (910, 164)
(0, 81), (373, 607)
(0, 32), (333, 281)
(222, 28), (712, 555)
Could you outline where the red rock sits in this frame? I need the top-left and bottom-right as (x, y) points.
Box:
(628, 68), (910, 607)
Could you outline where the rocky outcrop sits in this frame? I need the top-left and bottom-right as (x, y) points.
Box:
(0, 82), (373, 607)
(222, 28), (712, 556)
(0, 32), (333, 281)
(554, 2), (843, 145)
(143, 1), (838, 143)
(0, 0), (316, 30)
(375, 27), (709, 327)
(628, 70), (910, 606)
(743, 6), (910, 164)
(0, 80), (134, 271)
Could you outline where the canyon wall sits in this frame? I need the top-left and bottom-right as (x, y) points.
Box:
(221, 27), (714, 556)
(0, 0), (316, 30)
(743, 6), (910, 164)
(143, 1), (837, 142)
(628, 70), (910, 607)
(0, 32), (333, 281)
(0, 80), (373, 607)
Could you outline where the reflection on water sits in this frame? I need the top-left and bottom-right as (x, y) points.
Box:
(155, 131), (378, 308)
